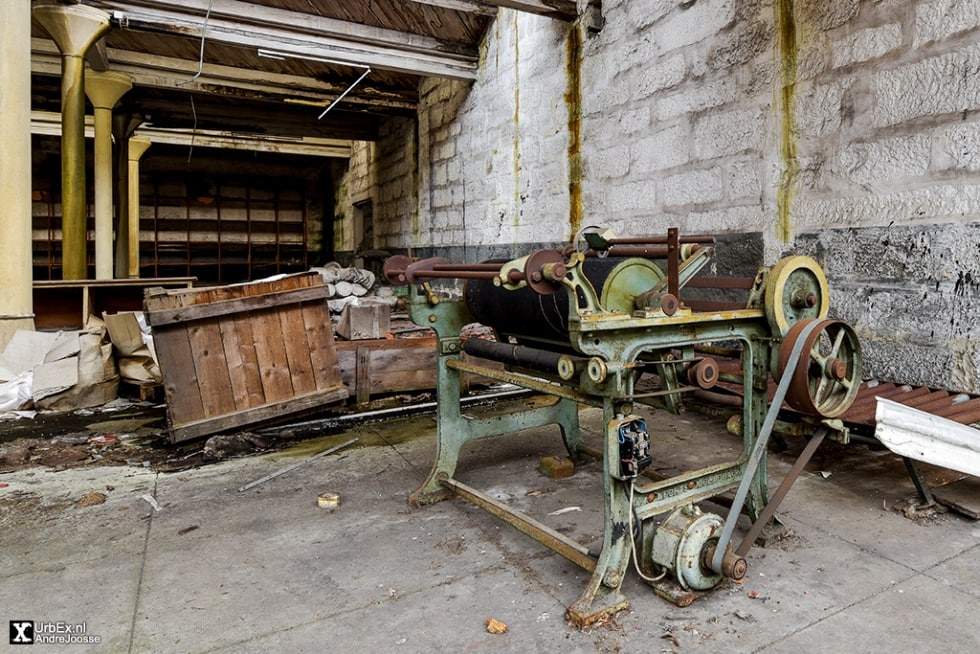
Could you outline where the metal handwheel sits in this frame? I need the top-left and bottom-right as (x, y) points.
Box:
(764, 256), (830, 335)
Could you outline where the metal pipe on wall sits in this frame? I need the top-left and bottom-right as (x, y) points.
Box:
(32, 3), (111, 280)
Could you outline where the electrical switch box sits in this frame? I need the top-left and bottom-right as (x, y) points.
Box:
(610, 416), (652, 480)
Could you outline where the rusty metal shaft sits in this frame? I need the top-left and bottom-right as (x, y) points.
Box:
(439, 476), (597, 572)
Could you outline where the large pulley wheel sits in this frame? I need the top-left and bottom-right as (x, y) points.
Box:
(764, 256), (830, 335)
(777, 318), (862, 418)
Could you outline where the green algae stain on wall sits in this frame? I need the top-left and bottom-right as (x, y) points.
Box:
(565, 23), (583, 242)
(776, 0), (798, 243)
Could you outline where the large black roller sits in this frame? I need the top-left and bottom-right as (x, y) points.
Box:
(465, 256), (665, 348)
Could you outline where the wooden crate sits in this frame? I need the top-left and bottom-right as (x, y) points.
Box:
(145, 272), (347, 442)
(334, 336), (502, 404)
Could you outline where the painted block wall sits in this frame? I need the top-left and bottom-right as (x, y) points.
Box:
(337, 0), (980, 392)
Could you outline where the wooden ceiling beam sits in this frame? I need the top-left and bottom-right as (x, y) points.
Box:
(479, 1), (577, 20)
(31, 110), (353, 158)
(32, 39), (419, 111)
(407, 0), (577, 20)
(87, 0), (479, 79)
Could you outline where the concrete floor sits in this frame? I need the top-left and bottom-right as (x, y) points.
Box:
(1, 402), (978, 653)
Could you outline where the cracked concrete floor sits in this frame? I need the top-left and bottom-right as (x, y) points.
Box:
(1, 402), (978, 653)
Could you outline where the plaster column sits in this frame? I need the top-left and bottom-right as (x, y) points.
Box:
(33, 3), (110, 280)
(113, 113), (142, 278)
(0, 0), (35, 349)
(127, 137), (152, 279)
(85, 71), (132, 280)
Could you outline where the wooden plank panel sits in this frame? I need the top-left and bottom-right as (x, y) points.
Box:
(355, 346), (371, 404)
(250, 306), (295, 403)
(301, 302), (343, 391)
(153, 325), (206, 423)
(188, 319), (237, 418)
(146, 285), (330, 326)
(170, 386), (348, 442)
(218, 315), (265, 410)
(278, 301), (317, 396)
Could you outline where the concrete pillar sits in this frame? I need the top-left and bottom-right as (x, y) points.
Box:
(0, 0), (36, 349)
(85, 71), (132, 280)
(113, 113), (142, 278)
(127, 137), (152, 279)
(33, 3), (110, 280)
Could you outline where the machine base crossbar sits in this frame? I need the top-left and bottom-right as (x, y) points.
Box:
(439, 476), (598, 572)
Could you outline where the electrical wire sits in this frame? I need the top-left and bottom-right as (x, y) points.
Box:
(176, 0), (215, 163)
(627, 480), (667, 583)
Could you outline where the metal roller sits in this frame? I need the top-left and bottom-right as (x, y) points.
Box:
(462, 338), (572, 375)
(464, 257), (665, 346)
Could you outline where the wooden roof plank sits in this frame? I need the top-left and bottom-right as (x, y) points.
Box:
(89, 0), (479, 78)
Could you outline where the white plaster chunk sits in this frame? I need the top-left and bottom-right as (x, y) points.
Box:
(661, 168), (723, 207)
(832, 23), (903, 69)
(872, 42), (980, 128)
(914, 0), (980, 47)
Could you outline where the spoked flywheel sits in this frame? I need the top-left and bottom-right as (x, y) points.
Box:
(776, 318), (862, 418)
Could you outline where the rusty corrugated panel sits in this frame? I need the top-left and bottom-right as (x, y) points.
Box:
(707, 362), (980, 431)
(788, 380), (978, 430)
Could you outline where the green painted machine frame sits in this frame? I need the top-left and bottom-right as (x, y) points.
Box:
(387, 229), (862, 627)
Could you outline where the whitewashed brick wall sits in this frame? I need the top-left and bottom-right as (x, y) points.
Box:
(336, 0), (980, 392)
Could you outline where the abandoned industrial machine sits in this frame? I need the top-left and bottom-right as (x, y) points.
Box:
(383, 228), (862, 626)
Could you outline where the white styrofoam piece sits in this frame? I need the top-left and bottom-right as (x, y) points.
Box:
(875, 397), (980, 477)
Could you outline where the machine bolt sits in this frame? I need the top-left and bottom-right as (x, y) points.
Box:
(428, 314), (437, 323)
(687, 481), (697, 490)
(603, 571), (622, 588)
(791, 290), (818, 309)
(828, 358), (847, 380)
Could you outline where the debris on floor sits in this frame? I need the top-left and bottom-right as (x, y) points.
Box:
(485, 618), (508, 634)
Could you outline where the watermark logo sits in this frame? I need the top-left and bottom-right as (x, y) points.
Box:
(8, 620), (101, 645)
(9, 621), (34, 645)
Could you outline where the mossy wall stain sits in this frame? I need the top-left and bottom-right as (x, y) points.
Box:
(775, 0), (798, 243)
(565, 23), (583, 241)
(412, 117), (421, 242)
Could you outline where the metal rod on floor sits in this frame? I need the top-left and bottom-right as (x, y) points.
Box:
(439, 476), (597, 572)
(238, 438), (358, 492)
